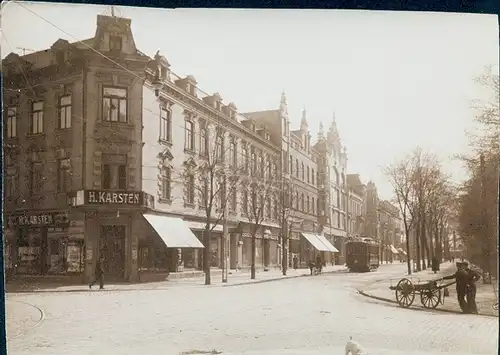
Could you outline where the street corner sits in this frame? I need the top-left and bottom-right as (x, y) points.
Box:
(5, 299), (45, 340)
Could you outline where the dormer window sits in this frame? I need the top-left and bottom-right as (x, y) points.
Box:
(109, 36), (122, 52)
(186, 83), (191, 94)
(215, 101), (221, 111)
(56, 51), (65, 66)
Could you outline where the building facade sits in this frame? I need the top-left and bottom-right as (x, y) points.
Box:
(346, 174), (366, 238)
(3, 12), (356, 283)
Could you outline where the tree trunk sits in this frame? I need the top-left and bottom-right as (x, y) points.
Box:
(405, 229), (412, 275)
(251, 229), (256, 280)
(282, 220), (288, 276)
(421, 215), (428, 270)
(415, 219), (422, 271)
(204, 227), (211, 285)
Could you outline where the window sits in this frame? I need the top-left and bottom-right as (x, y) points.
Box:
(6, 107), (17, 138)
(301, 194), (304, 211)
(215, 133), (224, 161)
(200, 178), (208, 207)
(267, 159), (272, 178)
(307, 166), (310, 183)
(289, 156), (293, 175)
(266, 198), (272, 218)
(200, 128), (208, 157)
(312, 169), (315, 185)
(243, 144), (249, 171)
(295, 159), (299, 178)
(58, 95), (72, 129)
(160, 106), (171, 142)
(230, 187), (237, 211)
(109, 36), (123, 51)
(118, 165), (127, 190)
(29, 163), (43, 196)
(101, 163), (127, 190)
(306, 196), (310, 213)
(186, 174), (195, 204)
(243, 189), (248, 214)
(103, 87), (127, 122)
(229, 139), (237, 168)
(185, 120), (194, 151)
(161, 167), (171, 200)
(273, 198), (278, 220)
(295, 191), (299, 209)
(301, 163), (304, 180)
(251, 151), (257, 175)
(5, 173), (17, 198)
(30, 101), (44, 134)
(57, 158), (71, 192)
(312, 197), (315, 215)
(102, 165), (111, 189)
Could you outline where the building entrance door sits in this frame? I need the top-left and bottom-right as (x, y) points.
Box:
(99, 225), (126, 280)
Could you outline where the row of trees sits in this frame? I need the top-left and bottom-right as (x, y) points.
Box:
(385, 66), (498, 277)
(457, 66), (499, 278)
(181, 126), (299, 285)
(385, 148), (455, 275)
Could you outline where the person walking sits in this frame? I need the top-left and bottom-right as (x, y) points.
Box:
(440, 262), (469, 313)
(465, 264), (481, 314)
(89, 256), (104, 290)
(315, 254), (323, 274)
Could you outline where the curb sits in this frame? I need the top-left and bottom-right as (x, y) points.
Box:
(6, 269), (348, 294)
(222, 268), (348, 287)
(356, 285), (498, 318)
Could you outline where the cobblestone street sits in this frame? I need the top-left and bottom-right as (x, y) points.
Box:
(6, 264), (498, 355)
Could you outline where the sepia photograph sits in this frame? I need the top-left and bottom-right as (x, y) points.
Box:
(2, 2), (499, 355)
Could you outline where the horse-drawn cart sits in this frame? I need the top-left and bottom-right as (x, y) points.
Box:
(389, 277), (455, 309)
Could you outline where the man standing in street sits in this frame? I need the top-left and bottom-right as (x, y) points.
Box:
(89, 255), (104, 290)
(465, 264), (481, 314)
(441, 261), (469, 313)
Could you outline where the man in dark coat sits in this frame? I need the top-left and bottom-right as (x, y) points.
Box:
(441, 262), (469, 313)
(89, 256), (104, 290)
(465, 265), (481, 314)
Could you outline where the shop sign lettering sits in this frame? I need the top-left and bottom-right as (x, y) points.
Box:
(87, 190), (141, 205)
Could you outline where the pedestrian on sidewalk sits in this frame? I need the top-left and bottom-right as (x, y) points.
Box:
(440, 262), (469, 313)
(465, 264), (481, 314)
(89, 256), (104, 290)
(293, 255), (298, 270)
(315, 254), (323, 274)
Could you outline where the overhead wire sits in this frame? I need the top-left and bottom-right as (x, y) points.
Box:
(4, 4), (319, 216)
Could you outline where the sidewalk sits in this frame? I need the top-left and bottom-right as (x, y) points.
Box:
(358, 262), (498, 317)
(7, 265), (348, 294)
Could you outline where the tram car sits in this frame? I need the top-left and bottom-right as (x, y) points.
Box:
(345, 237), (380, 272)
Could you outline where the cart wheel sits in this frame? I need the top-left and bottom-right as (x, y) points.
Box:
(420, 286), (441, 309)
(395, 278), (415, 308)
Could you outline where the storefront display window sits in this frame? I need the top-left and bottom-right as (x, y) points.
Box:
(66, 241), (84, 273)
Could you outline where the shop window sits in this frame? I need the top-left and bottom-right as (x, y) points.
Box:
(66, 241), (84, 273)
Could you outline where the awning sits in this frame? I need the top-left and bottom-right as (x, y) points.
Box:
(389, 245), (399, 254)
(316, 234), (339, 252)
(184, 221), (224, 232)
(301, 232), (330, 252)
(143, 214), (205, 248)
(398, 248), (407, 256)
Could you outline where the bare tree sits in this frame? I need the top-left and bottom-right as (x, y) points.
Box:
(384, 153), (418, 275)
(179, 123), (243, 285)
(240, 152), (277, 280)
(275, 177), (299, 276)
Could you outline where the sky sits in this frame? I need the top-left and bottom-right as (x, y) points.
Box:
(2, 3), (499, 200)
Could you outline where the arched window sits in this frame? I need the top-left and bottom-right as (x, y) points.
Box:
(301, 163), (305, 180)
(301, 193), (304, 211)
